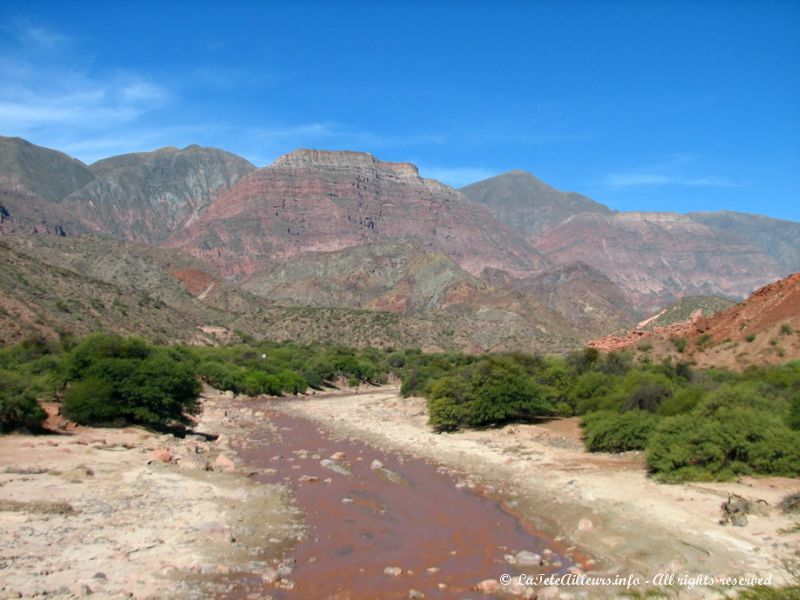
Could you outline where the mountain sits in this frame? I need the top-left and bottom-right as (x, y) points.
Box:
(165, 149), (550, 279)
(532, 212), (785, 311)
(460, 170), (613, 238)
(482, 262), (640, 338)
(0, 137), (96, 236)
(588, 273), (800, 369)
(688, 211), (800, 273)
(63, 145), (256, 242)
(0, 136), (94, 203)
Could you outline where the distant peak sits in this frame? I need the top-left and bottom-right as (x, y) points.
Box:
(273, 149), (420, 177)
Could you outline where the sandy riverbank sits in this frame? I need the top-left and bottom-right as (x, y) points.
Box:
(279, 387), (800, 598)
(0, 389), (302, 599)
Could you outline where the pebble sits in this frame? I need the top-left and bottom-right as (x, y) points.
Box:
(383, 566), (402, 576)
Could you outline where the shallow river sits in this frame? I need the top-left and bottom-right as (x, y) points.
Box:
(227, 404), (576, 598)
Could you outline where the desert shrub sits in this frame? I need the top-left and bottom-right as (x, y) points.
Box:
(658, 387), (704, 416)
(789, 396), (800, 431)
(671, 337), (688, 353)
(780, 324), (793, 335)
(746, 334), (756, 343)
(63, 377), (118, 425)
(646, 407), (800, 482)
(569, 371), (621, 414)
(0, 369), (46, 432)
(581, 410), (658, 452)
(427, 357), (554, 432)
(62, 335), (200, 426)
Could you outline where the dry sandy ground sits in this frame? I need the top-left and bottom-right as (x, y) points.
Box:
(0, 389), (301, 600)
(280, 388), (800, 599)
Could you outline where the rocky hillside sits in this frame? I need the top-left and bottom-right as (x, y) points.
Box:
(165, 149), (550, 279)
(64, 146), (255, 242)
(242, 241), (582, 352)
(482, 262), (640, 338)
(533, 212), (784, 311)
(0, 235), (577, 353)
(637, 295), (737, 330)
(589, 272), (800, 369)
(460, 170), (612, 238)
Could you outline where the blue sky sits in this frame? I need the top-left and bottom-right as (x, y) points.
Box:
(1, 1), (798, 220)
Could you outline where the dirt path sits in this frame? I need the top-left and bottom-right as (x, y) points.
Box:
(279, 387), (800, 598)
(0, 389), (302, 599)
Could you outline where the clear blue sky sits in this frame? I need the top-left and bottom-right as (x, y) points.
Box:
(1, 1), (798, 220)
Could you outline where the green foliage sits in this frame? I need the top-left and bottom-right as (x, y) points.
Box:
(746, 334), (757, 342)
(581, 410), (658, 452)
(646, 391), (800, 482)
(789, 396), (800, 431)
(427, 356), (554, 432)
(62, 335), (200, 426)
(780, 324), (793, 335)
(0, 369), (46, 432)
(670, 337), (688, 353)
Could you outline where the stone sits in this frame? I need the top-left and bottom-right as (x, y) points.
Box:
(475, 579), (498, 594)
(320, 459), (351, 476)
(152, 448), (174, 463)
(214, 454), (236, 472)
(577, 518), (593, 531)
(383, 566), (402, 576)
(514, 550), (542, 566)
(370, 459), (384, 470)
(408, 590), (424, 599)
(538, 586), (561, 600)
(330, 452), (347, 461)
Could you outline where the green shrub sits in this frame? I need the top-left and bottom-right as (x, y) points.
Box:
(0, 369), (46, 432)
(746, 334), (756, 343)
(63, 377), (118, 425)
(582, 410), (658, 452)
(789, 396), (800, 431)
(671, 337), (688, 353)
(427, 357), (554, 432)
(62, 335), (200, 426)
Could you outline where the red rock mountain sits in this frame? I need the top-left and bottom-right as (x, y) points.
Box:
(166, 149), (550, 279)
(533, 212), (785, 311)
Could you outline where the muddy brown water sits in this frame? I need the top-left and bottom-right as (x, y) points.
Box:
(226, 404), (577, 599)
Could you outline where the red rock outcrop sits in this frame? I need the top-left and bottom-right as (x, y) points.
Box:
(165, 149), (550, 279)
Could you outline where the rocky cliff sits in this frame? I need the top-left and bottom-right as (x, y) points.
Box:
(533, 211), (785, 311)
(165, 149), (550, 279)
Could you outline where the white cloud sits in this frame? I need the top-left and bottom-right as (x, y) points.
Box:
(17, 24), (70, 49)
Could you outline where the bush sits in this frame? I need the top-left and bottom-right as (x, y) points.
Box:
(63, 377), (118, 425)
(582, 410), (658, 452)
(0, 369), (46, 432)
(427, 357), (554, 432)
(62, 335), (200, 426)
(646, 409), (800, 482)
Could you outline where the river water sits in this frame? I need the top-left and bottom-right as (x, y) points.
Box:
(227, 405), (576, 599)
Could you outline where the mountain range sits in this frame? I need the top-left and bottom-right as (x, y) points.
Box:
(0, 134), (797, 352)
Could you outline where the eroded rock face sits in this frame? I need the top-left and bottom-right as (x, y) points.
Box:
(533, 212), (785, 311)
(165, 149), (549, 279)
(64, 145), (255, 243)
